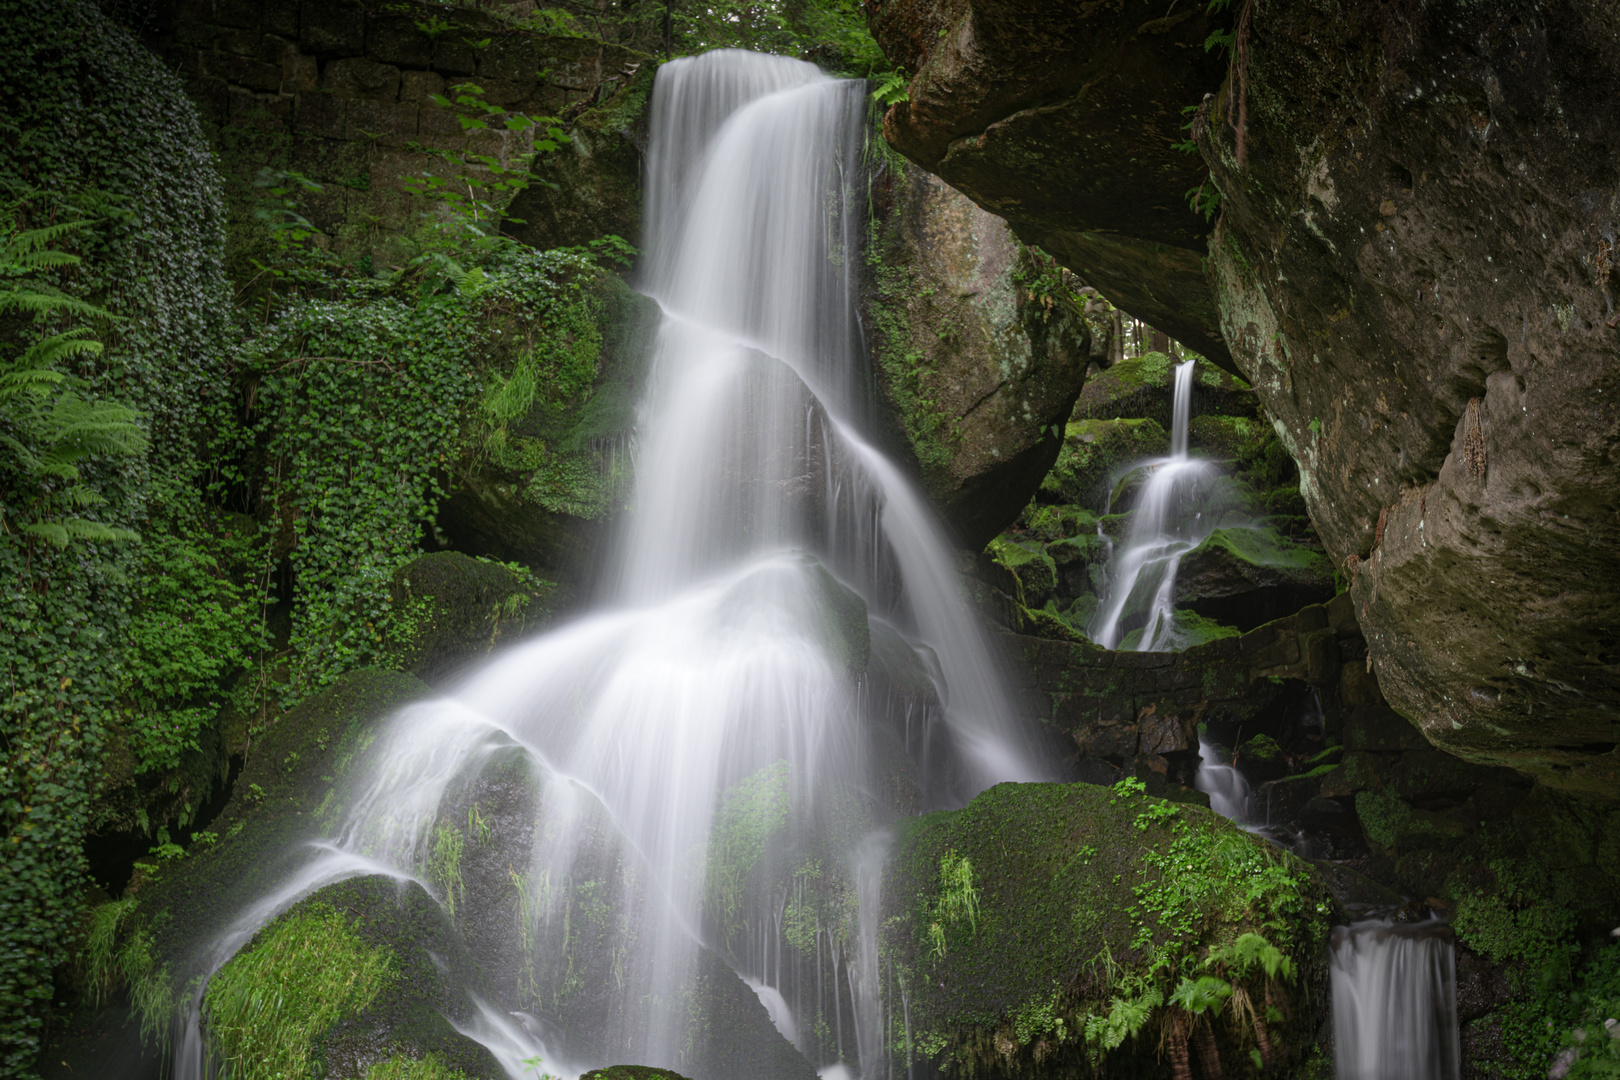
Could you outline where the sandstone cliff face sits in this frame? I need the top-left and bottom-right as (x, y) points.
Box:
(869, 0), (1620, 797)
(865, 159), (1091, 548)
(1195, 1), (1620, 797)
(871, 0), (1234, 368)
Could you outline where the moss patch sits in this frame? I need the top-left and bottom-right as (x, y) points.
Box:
(881, 780), (1332, 1077)
(204, 902), (393, 1080)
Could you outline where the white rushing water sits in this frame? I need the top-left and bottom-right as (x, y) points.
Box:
(1330, 921), (1462, 1080)
(174, 50), (1038, 1080)
(1087, 360), (1216, 650)
(1193, 737), (1251, 822)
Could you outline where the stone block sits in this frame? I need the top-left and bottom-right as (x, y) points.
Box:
(264, 2), (299, 37)
(1302, 627), (1339, 688)
(293, 91), (344, 138)
(476, 78), (526, 109)
(432, 38), (477, 76)
(214, 0), (261, 29)
(1338, 659), (1383, 707)
(1113, 649), (1172, 670)
(324, 56), (400, 102)
(366, 14), (434, 67)
(1138, 708), (1192, 755)
(1392, 749), (1505, 802)
(282, 47), (318, 93)
(300, 0), (364, 55)
(1049, 693), (1097, 730)
(1076, 717), (1138, 761)
(475, 38), (537, 82)
(347, 99), (419, 145)
(399, 69), (446, 104)
(1296, 603), (1329, 633)
(189, 75), (230, 122)
(216, 26), (262, 56)
(174, 0), (214, 23)
(1326, 590), (1359, 637)
(228, 55), (286, 94)
(289, 133), (365, 183)
(1319, 751), (1381, 798)
(417, 102), (468, 141)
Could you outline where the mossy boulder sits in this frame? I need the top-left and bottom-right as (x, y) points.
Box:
(986, 536), (1058, 608)
(865, 161), (1090, 549)
(1075, 355), (1255, 431)
(203, 877), (501, 1080)
(881, 781), (1332, 1078)
(1039, 418), (1168, 513)
(1173, 526), (1333, 632)
(439, 280), (661, 576)
(1187, 414), (1272, 465)
(387, 552), (557, 684)
(584, 1069), (694, 1080)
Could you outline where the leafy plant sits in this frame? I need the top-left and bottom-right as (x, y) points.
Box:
(0, 217), (147, 546)
(871, 69), (911, 107)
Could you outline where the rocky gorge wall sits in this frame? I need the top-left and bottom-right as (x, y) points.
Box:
(865, 0), (1620, 800)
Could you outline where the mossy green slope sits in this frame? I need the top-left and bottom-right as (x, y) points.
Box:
(881, 781), (1332, 1078)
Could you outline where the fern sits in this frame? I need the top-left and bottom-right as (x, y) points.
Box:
(871, 69), (911, 107)
(0, 215), (147, 545)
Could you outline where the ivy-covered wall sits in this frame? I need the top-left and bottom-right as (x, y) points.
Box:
(0, 1), (235, 1070)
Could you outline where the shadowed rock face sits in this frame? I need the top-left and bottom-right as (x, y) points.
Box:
(866, 160), (1091, 549)
(870, 0), (1620, 797)
(871, 0), (1235, 367)
(1195, 0), (1620, 797)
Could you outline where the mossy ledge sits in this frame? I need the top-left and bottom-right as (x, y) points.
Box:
(880, 781), (1333, 1078)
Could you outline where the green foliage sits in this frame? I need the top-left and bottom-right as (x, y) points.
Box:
(926, 849), (980, 958)
(119, 506), (263, 772)
(0, 216), (147, 546)
(871, 69), (911, 107)
(0, 4), (234, 1069)
(365, 1054), (476, 1080)
(1170, 974), (1232, 1015)
(203, 902), (393, 1080)
(430, 822), (467, 920)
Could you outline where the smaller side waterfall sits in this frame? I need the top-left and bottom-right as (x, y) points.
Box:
(1193, 738), (1251, 822)
(1088, 360), (1215, 650)
(1331, 920), (1461, 1080)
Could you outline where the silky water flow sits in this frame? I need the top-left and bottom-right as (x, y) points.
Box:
(1330, 921), (1462, 1080)
(170, 51), (1041, 1080)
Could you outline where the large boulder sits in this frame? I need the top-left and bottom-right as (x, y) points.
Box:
(1192, 0), (1620, 797)
(879, 780), (1332, 1077)
(387, 551), (558, 684)
(869, 0), (1235, 368)
(866, 160), (1091, 549)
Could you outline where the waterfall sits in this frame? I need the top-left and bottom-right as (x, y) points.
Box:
(1087, 360), (1216, 650)
(1331, 921), (1462, 1080)
(1193, 737), (1251, 822)
(173, 50), (1037, 1080)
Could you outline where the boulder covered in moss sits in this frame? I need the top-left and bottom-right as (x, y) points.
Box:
(388, 551), (557, 684)
(1173, 526), (1334, 632)
(865, 160), (1091, 549)
(202, 877), (501, 1080)
(439, 278), (661, 577)
(880, 781), (1332, 1078)
(584, 1069), (694, 1080)
(1038, 418), (1168, 513)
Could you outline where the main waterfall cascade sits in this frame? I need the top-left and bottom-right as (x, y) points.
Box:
(173, 51), (1044, 1080)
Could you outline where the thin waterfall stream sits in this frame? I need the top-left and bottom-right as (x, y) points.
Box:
(170, 50), (1039, 1080)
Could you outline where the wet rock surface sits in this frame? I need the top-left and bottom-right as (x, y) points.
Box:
(870, 0), (1235, 367)
(864, 158), (1091, 548)
(1192, 0), (1620, 797)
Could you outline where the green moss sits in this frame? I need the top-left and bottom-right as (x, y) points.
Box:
(204, 902), (393, 1080)
(986, 536), (1058, 607)
(364, 1055), (475, 1080)
(582, 1068), (693, 1080)
(1040, 418), (1167, 511)
(1119, 609), (1240, 651)
(1354, 788), (1414, 849)
(1240, 734), (1285, 763)
(882, 780), (1332, 1077)
(1191, 526), (1328, 573)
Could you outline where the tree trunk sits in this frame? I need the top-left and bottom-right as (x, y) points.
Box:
(1151, 329), (1170, 353)
(1168, 1019), (1194, 1080)
(1110, 309), (1124, 365)
(1253, 1016), (1273, 1068)
(1194, 1016), (1224, 1079)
